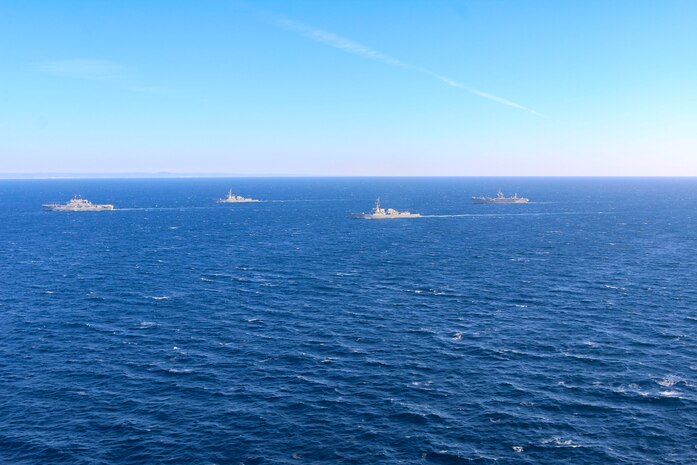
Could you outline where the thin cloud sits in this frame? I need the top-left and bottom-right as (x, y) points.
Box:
(277, 18), (407, 69)
(37, 59), (126, 81)
(427, 71), (542, 116)
(36, 59), (176, 96)
(275, 17), (540, 116)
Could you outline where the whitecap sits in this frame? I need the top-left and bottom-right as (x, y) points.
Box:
(168, 368), (192, 374)
(616, 384), (650, 396)
(150, 296), (170, 301)
(603, 284), (627, 291)
(542, 437), (581, 448)
(410, 381), (433, 387)
(657, 375), (681, 387)
(512, 446), (524, 453)
(139, 321), (156, 328)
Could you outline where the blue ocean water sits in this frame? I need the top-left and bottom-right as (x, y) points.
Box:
(1, 177), (696, 464)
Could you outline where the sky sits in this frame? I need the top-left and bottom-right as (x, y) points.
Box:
(1, 0), (696, 176)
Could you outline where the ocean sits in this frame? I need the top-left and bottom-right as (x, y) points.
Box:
(1, 177), (696, 464)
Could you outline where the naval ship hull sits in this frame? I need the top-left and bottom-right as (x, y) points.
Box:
(352, 197), (421, 219)
(216, 199), (260, 203)
(351, 213), (422, 219)
(472, 198), (529, 204)
(43, 204), (114, 211)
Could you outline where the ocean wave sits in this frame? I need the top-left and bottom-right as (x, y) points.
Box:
(5, 178), (697, 465)
(657, 375), (682, 387)
(541, 437), (583, 448)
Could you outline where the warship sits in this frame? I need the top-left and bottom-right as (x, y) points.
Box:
(472, 190), (529, 204)
(216, 189), (260, 203)
(352, 197), (421, 219)
(43, 196), (114, 211)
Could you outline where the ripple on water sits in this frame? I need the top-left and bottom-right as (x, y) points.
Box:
(2, 178), (697, 464)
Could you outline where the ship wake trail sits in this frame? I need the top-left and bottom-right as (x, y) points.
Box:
(422, 212), (609, 218)
(115, 207), (218, 211)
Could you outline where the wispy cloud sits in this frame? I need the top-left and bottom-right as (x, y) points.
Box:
(36, 59), (177, 96)
(37, 59), (126, 81)
(275, 17), (540, 116)
(278, 18), (407, 69)
(425, 71), (542, 116)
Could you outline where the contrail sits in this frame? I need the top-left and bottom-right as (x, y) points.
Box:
(425, 71), (542, 116)
(275, 17), (540, 116)
(278, 18), (408, 69)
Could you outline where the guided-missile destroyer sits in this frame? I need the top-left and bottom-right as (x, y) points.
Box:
(352, 197), (421, 219)
(216, 189), (260, 203)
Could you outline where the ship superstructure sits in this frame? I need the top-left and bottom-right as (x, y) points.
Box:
(216, 189), (260, 203)
(352, 197), (421, 219)
(472, 190), (529, 204)
(43, 196), (114, 211)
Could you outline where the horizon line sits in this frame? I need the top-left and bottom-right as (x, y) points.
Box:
(1, 173), (696, 180)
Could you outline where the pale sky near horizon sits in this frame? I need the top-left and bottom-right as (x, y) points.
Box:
(1, 1), (696, 176)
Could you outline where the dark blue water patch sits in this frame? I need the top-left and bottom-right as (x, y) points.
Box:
(1, 177), (696, 464)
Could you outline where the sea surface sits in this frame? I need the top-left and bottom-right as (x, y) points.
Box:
(1, 177), (696, 464)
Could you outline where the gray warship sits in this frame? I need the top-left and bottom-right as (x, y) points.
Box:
(352, 197), (421, 219)
(43, 196), (114, 211)
(472, 190), (529, 204)
(216, 189), (260, 203)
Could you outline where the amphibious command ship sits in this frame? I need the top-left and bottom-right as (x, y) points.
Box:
(472, 190), (529, 204)
(216, 189), (261, 203)
(352, 198), (421, 219)
(43, 196), (114, 211)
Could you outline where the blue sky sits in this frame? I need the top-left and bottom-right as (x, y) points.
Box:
(1, 0), (695, 175)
